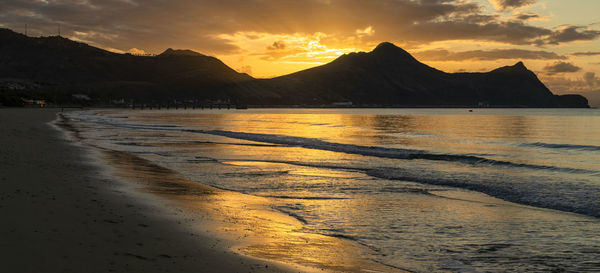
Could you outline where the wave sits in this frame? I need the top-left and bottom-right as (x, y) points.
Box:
(187, 156), (219, 163)
(218, 158), (600, 218)
(261, 195), (349, 200)
(186, 140), (283, 147)
(194, 130), (597, 175)
(520, 142), (600, 151)
(366, 167), (600, 218)
(116, 142), (151, 147)
(68, 114), (599, 175)
(273, 207), (308, 224)
(223, 171), (289, 177)
(69, 112), (600, 218)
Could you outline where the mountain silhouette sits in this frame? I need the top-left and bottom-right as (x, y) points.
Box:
(257, 43), (587, 107)
(0, 28), (588, 107)
(158, 48), (206, 57)
(0, 28), (251, 104)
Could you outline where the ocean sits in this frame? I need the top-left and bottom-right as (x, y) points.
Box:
(63, 108), (600, 272)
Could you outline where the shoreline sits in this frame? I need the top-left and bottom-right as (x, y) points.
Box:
(4, 107), (599, 272)
(55, 109), (408, 273)
(0, 108), (303, 273)
(59, 108), (600, 272)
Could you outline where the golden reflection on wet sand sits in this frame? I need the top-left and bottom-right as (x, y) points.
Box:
(62, 109), (600, 272)
(102, 150), (407, 273)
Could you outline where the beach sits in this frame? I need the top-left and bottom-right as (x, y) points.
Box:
(0, 108), (303, 273)
(3, 108), (599, 273)
(2, 1), (599, 272)
(56, 108), (600, 272)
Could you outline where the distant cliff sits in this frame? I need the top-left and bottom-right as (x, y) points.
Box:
(0, 28), (589, 107)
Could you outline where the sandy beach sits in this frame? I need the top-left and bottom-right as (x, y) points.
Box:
(2, 1), (599, 270)
(0, 108), (300, 273)
(5, 107), (596, 272)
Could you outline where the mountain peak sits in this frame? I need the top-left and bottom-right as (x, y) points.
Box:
(373, 42), (397, 51)
(371, 42), (412, 56)
(491, 61), (531, 74)
(366, 41), (425, 67)
(513, 61), (527, 70)
(158, 48), (205, 57)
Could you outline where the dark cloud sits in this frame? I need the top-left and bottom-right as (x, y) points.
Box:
(413, 48), (566, 61)
(267, 41), (286, 50)
(405, 20), (552, 45)
(513, 13), (541, 21)
(489, 0), (535, 11)
(0, 0), (244, 54)
(0, 0), (598, 54)
(572, 51), (600, 56)
(543, 61), (582, 75)
(541, 26), (600, 45)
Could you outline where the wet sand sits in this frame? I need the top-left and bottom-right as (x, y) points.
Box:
(0, 108), (299, 273)
(97, 149), (405, 273)
(52, 109), (406, 273)
(25, 107), (600, 272)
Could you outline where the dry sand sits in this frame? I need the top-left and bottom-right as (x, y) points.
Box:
(0, 108), (300, 273)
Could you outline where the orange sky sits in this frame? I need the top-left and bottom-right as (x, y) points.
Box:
(1, 0), (599, 94)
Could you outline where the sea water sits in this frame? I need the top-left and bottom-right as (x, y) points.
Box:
(65, 108), (600, 272)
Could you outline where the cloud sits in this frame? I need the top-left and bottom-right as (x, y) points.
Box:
(262, 39), (305, 61)
(0, 0), (598, 55)
(413, 48), (566, 61)
(267, 41), (286, 50)
(127, 48), (147, 55)
(216, 31), (355, 63)
(541, 73), (600, 93)
(416, 21), (555, 45)
(572, 51), (600, 56)
(583, 72), (600, 87)
(541, 75), (600, 107)
(541, 25), (600, 45)
(512, 13), (545, 21)
(237, 65), (253, 75)
(489, 0), (535, 11)
(454, 67), (490, 73)
(355, 26), (375, 36)
(543, 61), (582, 75)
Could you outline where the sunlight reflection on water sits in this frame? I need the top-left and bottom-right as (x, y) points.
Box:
(66, 108), (600, 272)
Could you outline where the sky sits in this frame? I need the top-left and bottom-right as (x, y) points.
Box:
(1, 0), (599, 95)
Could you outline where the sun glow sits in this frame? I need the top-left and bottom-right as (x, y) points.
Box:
(215, 31), (367, 78)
